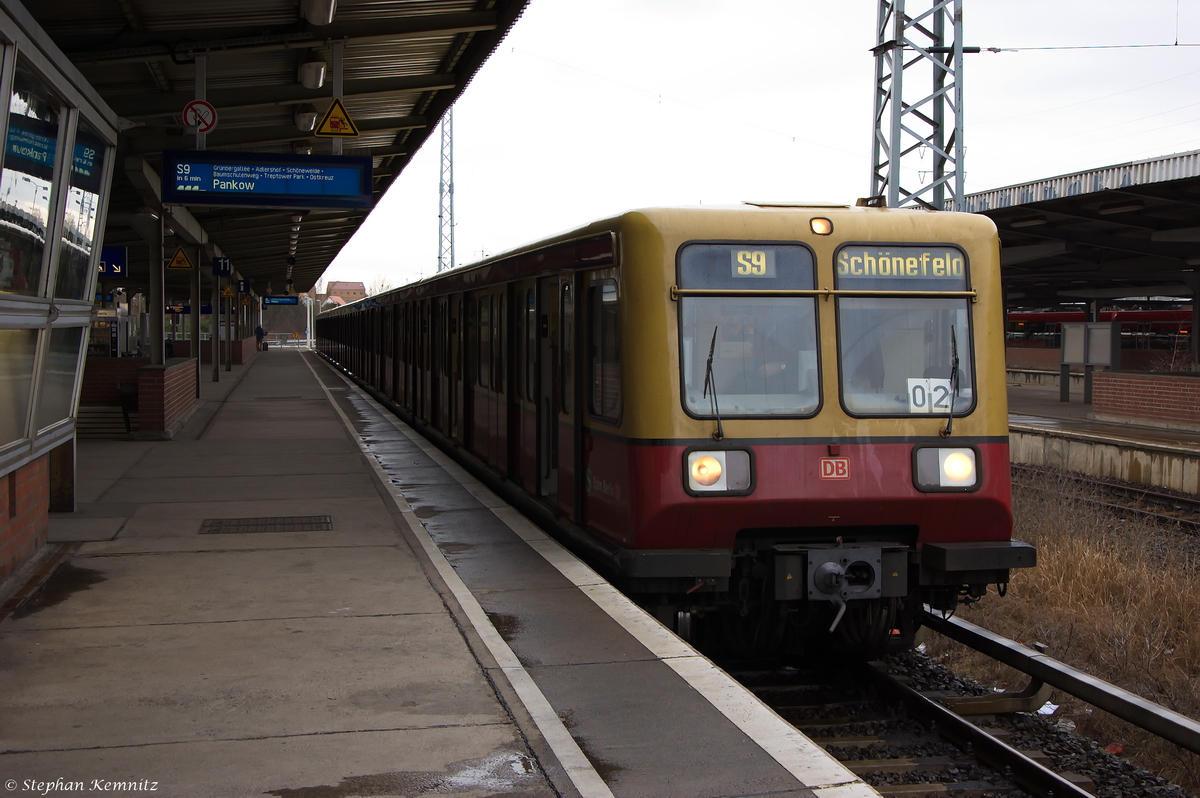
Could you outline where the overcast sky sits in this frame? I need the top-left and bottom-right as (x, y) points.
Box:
(319, 0), (1200, 293)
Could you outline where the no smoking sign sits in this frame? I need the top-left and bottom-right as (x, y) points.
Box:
(182, 100), (217, 134)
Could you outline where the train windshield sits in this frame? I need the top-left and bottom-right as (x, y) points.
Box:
(677, 244), (820, 417)
(834, 244), (975, 416)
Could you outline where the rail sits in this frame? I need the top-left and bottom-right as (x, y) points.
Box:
(860, 661), (1094, 798)
(922, 611), (1200, 756)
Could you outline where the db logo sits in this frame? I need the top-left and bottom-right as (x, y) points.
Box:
(819, 457), (850, 480)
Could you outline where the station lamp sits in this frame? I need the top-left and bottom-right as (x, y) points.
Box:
(302, 0), (337, 25)
(298, 58), (326, 89)
(294, 104), (318, 132)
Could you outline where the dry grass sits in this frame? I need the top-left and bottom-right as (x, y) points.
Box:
(922, 469), (1200, 792)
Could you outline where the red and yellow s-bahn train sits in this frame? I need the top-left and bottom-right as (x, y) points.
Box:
(317, 204), (1036, 655)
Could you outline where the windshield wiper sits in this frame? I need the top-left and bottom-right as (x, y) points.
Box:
(702, 326), (724, 441)
(940, 325), (959, 438)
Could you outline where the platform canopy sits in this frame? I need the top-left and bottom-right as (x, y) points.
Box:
(27, 0), (527, 295)
(959, 150), (1200, 307)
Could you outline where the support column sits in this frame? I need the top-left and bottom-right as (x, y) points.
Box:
(211, 271), (220, 381)
(150, 222), (165, 365)
(225, 287), (232, 371)
(195, 54), (207, 151)
(1188, 276), (1200, 369)
(192, 246), (201, 396)
(331, 41), (343, 155)
(48, 439), (74, 513)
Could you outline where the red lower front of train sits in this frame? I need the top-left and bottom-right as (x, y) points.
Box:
(583, 437), (1011, 548)
(579, 435), (1027, 595)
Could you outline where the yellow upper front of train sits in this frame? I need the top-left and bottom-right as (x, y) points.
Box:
(597, 204), (1006, 442)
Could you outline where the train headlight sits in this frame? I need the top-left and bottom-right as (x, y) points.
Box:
(685, 449), (753, 494)
(810, 217), (834, 235)
(913, 446), (979, 491)
(691, 455), (723, 486)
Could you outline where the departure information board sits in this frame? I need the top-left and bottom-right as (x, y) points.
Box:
(161, 151), (373, 209)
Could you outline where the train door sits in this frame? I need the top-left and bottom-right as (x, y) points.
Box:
(374, 308), (383, 391)
(419, 299), (431, 423)
(391, 305), (401, 402)
(537, 277), (558, 500)
(470, 292), (490, 463)
(430, 298), (443, 431)
(560, 274), (582, 523)
(493, 289), (507, 473)
(450, 295), (462, 442)
(516, 281), (538, 492)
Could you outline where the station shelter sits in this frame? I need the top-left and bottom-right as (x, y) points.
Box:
(0, 0), (527, 581)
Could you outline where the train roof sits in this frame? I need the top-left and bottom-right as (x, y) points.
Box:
(321, 204), (999, 315)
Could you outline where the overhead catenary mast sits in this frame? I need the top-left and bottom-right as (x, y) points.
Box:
(869, 0), (968, 211)
(438, 107), (455, 272)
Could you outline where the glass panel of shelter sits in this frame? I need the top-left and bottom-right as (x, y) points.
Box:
(0, 56), (62, 297)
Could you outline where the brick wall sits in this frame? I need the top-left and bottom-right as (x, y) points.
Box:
(137, 358), (198, 434)
(195, 337), (257, 365)
(0, 455), (49, 581)
(1006, 347), (1165, 372)
(79, 357), (150, 406)
(1094, 371), (1200, 427)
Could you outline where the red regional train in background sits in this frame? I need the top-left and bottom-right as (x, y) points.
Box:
(317, 204), (1037, 656)
(1007, 309), (1191, 350)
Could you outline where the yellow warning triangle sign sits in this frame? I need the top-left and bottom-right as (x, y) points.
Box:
(166, 246), (193, 270)
(221, 285), (235, 297)
(314, 97), (359, 137)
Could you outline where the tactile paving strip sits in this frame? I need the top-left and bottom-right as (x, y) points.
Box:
(199, 515), (333, 534)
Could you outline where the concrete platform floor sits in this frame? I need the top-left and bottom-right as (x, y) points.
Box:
(0, 350), (557, 797)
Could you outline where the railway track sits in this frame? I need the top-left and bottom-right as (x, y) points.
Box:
(725, 613), (1200, 797)
(735, 660), (1093, 797)
(1011, 464), (1200, 531)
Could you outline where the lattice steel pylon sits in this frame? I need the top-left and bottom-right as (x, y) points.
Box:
(437, 107), (455, 272)
(869, 0), (966, 211)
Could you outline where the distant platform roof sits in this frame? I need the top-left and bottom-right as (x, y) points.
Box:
(29, 0), (528, 294)
(962, 149), (1200, 306)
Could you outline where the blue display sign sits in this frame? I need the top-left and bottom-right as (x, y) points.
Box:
(98, 246), (127, 276)
(263, 296), (299, 305)
(212, 256), (232, 276)
(161, 150), (373, 209)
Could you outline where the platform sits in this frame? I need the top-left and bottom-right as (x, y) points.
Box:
(0, 350), (875, 798)
(1007, 382), (1200, 494)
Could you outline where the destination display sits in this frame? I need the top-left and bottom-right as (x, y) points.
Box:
(730, 248), (776, 279)
(678, 243), (814, 290)
(263, 296), (299, 305)
(161, 151), (373, 209)
(835, 245), (967, 291)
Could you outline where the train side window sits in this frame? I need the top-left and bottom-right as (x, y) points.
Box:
(588, 279), (621, 423)
(561, 282), (573, 413)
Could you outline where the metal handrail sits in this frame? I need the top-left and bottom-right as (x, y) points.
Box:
(923, 610), (1200, 755)
(670, 285), (978, 301)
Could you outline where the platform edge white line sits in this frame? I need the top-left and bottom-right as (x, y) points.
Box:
(302, 355), (615, 798)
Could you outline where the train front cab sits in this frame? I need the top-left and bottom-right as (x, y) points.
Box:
(603, 208), (1036, 650)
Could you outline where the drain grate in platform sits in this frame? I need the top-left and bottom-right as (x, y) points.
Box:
(199, 515), (333, 534)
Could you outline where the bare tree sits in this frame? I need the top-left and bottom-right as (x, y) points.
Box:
(366, 275), (396, 296)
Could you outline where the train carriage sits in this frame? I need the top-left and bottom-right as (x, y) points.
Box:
(317, 203), (1036, 655)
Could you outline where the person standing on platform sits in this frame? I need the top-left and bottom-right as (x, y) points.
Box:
(255, 324), (266, 351)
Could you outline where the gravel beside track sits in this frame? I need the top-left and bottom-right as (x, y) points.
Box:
(887, 651), (1194, 798)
